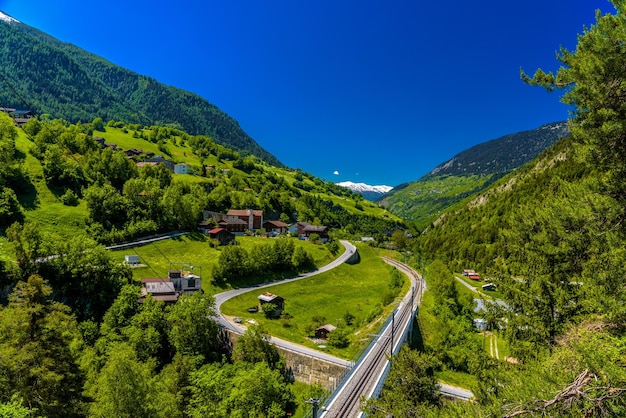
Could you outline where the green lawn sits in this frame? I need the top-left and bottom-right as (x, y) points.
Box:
(109, 234), (336, 295)
(220, 243), (408, 359)
(0, 132), (89, 262)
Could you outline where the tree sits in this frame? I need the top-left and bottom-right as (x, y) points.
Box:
(363, 347), (441, 417)
(521, 2), (626, 202)
(0, 187), (24, 227)
(166, 292), (222, 362)
(494, 182), (615, 360)
(292, 245), (314, 270)
(92, 117), (105, 132)
(212, 246), (250, 283)
(87, 342), (157, 418)
(0, 275), (85, 417)
(391, 229), (409, 251)
(0, 396), (35, 418)
(233, 325), (282, 370)
(188, 361), (294, 418)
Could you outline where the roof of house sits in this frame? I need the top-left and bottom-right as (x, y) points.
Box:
(208, 228), (228, 234)
(147, 294), (180, 303)
(315, 324), (337, 332)
(227, 209), (263, 217)
(264, 220), (288, 228)
(303, 225), (328, 233)
(144, 281), (175, 294)
(141, 278), (169, 283)
(219, 218), (247, 225)
(258, 292), (283, 303)
(136, 161), (159, 167)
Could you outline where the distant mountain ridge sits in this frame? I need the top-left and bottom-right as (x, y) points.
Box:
(427, 121), (569, 178)
(379, 121), (570, 226)
(337, 181), (393, 201)
(0, 11), (281, 166)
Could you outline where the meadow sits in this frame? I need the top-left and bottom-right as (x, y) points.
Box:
(220, 243), (409, 359)
(109, 234), (336, 295)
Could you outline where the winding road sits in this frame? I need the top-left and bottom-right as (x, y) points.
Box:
(213, 239), (357, 366)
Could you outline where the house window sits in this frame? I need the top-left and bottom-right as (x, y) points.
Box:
(187, 278), (195, 288)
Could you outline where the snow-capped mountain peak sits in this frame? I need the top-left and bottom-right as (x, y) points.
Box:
(0, 11), (19, 24)
(337, 181), (392, 194)
(336, 181), (393, 201)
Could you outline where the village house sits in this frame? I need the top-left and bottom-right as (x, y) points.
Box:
(227, 209), (263, 231)
(174, 163), (190, 174)
(146, 155), (175, 171)
(138, 264), (202, 304)
(315, 324), (337, 339)
(263, 220), (289, 236)
(138, 278), (179, 304)
(218, 218), (248, 235)
(297, 222), (329, 243)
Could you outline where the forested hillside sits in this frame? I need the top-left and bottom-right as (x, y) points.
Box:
(379, 122), (569, 227)
(0, 110), (407, 415)
(366, 3), (626, 416)
(0, 17), (281, 166)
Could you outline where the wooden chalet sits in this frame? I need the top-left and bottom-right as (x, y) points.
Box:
(208, 227), (234, 245)
(218, 218), (247, 234)
(315, 324), (336, 339)
(263, 220), (288, 236)
(297, 222), (329, 242)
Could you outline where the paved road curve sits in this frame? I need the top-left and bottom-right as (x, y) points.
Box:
(213, 240), (357, 366)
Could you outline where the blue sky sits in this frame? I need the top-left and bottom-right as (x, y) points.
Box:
(1, 0), (613, 186)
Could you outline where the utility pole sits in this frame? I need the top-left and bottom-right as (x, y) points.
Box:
(305, 398), (320, 418)
(390, 309), (395, 361)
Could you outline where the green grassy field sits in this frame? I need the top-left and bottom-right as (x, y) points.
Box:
(109, 234), (336, 295)
(220, 243), (408, 359)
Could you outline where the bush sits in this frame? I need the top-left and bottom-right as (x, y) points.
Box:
(381, 290), (395, 306)
(262, 303), (279, 319)
(60, 189), (79, 206)
(328, 327), (350, 348)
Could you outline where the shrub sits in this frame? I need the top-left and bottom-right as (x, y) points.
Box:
(60, 189), (79, 206)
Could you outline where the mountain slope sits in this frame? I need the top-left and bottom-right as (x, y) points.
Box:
(379, 122), (569, 226)
(0, 12), (281, 166)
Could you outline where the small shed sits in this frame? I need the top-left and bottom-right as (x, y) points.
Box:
(482, 283), (496, 291)
(257, 292), (285, 311)
(315, 324), (337, 339)
(208, 227), (234, 245)
(124, 255), (140, 265)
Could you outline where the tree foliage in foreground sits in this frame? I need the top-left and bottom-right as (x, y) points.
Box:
(0, 275), (84, 417)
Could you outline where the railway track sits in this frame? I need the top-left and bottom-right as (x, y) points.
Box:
(320, 257), (422, 417)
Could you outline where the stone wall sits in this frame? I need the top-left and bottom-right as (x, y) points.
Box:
(225, 330), (350, 390)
